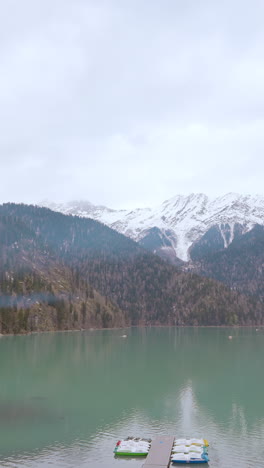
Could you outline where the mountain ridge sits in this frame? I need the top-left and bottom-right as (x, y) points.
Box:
(188, 224), (264, 300)
(40, 193), (264, 262)
(1, 203), (263, 333)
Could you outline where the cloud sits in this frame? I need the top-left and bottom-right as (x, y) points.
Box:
(0, 0), (264, 207)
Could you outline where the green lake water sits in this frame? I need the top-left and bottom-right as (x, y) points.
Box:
(0, 327), (263, 467)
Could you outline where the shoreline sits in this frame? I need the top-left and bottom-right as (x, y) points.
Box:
(1, 323), (263, 338)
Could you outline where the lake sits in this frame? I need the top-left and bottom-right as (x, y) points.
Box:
(0, 327), (263, 467)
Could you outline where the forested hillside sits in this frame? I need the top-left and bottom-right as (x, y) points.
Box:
(0, 203), (263, 334)
(0, 211), (125, 333)
(189, 225), (264, 300)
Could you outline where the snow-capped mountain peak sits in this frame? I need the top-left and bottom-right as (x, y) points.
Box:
(40, 193), (264, 262)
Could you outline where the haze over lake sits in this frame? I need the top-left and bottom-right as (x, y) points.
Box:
(0, 327), (263, 467)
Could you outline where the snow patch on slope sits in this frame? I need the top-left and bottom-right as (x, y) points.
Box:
(40, 193), (264, 261)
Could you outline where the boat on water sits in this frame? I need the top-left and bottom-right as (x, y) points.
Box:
(173, 438), (209, 447)
(171, 453), (209, 464)
(171, 438), (209, 464)
(114, 437), (151, 457)
(113, 436), (209, 464)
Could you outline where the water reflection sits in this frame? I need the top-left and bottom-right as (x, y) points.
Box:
(0, 328), (263, 467)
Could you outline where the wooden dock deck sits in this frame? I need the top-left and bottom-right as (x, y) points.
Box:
(142, 435), (174, 468)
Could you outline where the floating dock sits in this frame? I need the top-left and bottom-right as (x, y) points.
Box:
(142, 435), (174, 468)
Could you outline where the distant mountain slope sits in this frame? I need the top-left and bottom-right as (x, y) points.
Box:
(0, 203), (263, 331)
(0, 211), (125, 334)
(188, 224), (264, 300)
(40, 193), (264, 262)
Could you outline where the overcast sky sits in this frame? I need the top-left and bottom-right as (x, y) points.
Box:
(0, 0), (264, 209)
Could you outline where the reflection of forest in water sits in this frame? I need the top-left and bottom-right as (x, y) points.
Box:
(0, 327), (263, 466)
